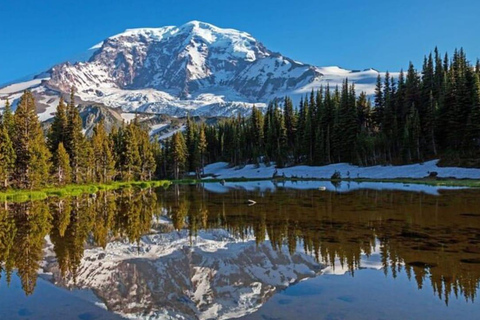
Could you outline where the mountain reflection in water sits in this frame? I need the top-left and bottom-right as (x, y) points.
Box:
(0, 183), (479, 319)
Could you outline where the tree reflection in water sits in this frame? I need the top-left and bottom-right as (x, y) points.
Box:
(0, 185), (479, 305)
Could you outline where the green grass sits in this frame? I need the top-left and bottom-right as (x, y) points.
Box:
(0, 180), (172, 203)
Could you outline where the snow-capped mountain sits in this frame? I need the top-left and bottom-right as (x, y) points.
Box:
(0, 21), (391, 121)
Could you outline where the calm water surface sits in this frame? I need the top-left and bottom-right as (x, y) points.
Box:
(0, 182), (480, 319)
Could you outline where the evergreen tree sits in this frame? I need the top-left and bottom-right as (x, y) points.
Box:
(47, 97), (68, 155)
(92, 120), (115, 183)
(170, 132), (188, 179)
(138, 128), (156, 181)
(373, 74), (384, 128)
(0, 124), (15, 189)
(65, 89), (86, 183)
(2, 99), (14, 137)
(54, 142), (72, 186)
(283, 96), (296, 156)
(197, 125), (208, 174)
(12, 91), (51, 189)
(185, 114), (197, 172)
(250, 105), (264, 164)
(123, 121), (142, 180)
(337, 80), (358, 163)
(465, 73), (480, 152)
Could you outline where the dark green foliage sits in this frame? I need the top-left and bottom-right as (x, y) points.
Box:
(111, 117), (157, 181)
(158, 48), (480, 173)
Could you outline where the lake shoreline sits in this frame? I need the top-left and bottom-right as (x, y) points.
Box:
(0, 180), (171, 203)
(179, 176), (480, 188)
(4, 159), (480, 203)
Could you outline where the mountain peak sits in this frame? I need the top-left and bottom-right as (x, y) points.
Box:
(181, 20), (216, 29)
(1, 21), (389, 122)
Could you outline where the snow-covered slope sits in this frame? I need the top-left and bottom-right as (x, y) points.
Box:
(1, 21), (393, 121)
(203, 160), (480, 180)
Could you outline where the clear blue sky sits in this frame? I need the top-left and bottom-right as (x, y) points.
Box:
(1, 0), (479, 84)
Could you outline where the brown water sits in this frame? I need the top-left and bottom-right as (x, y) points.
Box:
(0, 182), (480, 319)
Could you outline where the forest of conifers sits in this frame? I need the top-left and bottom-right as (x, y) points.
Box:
(0, 91), (158, 190)
(159, 48), (480, 178)
(1, 48), (480, 188)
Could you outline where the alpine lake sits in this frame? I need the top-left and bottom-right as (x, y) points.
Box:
(1, 181), (480, 320)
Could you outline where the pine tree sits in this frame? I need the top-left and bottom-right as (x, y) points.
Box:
(250, 105), (264, 164)
(356, 92), (371, 132)
(197, 125), (208, 174)
(170, 132), (188, 180)
(465, 73), (480, 153)
(337, 80), (358, 163)
(2, 99), (14, 137)
(122, 121), (142, 180)
(65, 89), (86, 183)
(185, 114), (197, 172)
(283, 96), (296, 156)
(92, 120), (115, 183)
(47, 97), (68, 155)
(54, 142), (72, 186)
(373, 74), (384, 128)
(0, 125), (15, 189)
(138, 129), (156, 181)
(12, 91), (51, 189)
(322, 85), (334, 164)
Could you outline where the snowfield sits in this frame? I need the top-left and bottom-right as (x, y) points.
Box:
(203, 160), (480, 180)
(200, 160), (480, 195)
(0, 77), (49, 95)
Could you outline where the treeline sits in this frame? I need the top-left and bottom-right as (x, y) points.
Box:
(160, 48), (480, 177)
(0, 90), (158, 190)
(2, 48), (479, 183)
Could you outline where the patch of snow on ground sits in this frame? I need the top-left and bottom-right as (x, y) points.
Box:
(120, 113), (138, 123)
(204, 160), (480, 180)
(38, 98), (60, 122)
(149, 123), (169, 136)
(157, 125), (186, 140)
(201, 160), (479, 195)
